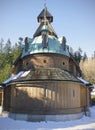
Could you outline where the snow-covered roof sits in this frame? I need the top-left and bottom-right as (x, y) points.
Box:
(3, 69), (81, 85)
(3, 71), (24, 84)
(91, 92), (95, 96)
(3, 70), (31, 85)
(77, 77), (90, 85)
(91, 86), (95, 95)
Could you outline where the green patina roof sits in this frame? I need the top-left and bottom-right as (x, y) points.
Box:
(20, 8), (69, 58)
(21, 34), (69, 58)
(41, 25), (50, 32)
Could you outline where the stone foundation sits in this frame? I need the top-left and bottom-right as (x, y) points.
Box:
(9, 112), (85, 122)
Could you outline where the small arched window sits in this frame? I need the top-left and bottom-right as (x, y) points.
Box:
(43, 59), (47, 63)
(63, 62), (65, 65)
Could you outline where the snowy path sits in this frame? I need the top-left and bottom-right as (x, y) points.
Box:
(0, 106), (95, 130)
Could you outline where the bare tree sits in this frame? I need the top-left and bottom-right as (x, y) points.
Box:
(80, 58), (95, 83)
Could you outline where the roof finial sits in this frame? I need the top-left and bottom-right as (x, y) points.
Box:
(44, 0), (46, 9)
(44, 0), (47, 25)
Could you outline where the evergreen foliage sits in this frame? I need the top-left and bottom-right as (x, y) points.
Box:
(73, 47), (82, 64)
(82, 52), (88, 62)
(0, 38), (22, 83)
(0, 37), (95, 84)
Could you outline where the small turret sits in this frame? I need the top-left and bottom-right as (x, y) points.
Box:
(37, 8), (53, 23)
(34, 6), (57, 38)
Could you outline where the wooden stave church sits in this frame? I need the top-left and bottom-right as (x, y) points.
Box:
(2, 6), (89, 121)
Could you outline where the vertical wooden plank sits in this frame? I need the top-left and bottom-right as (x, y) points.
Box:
(46, 86), (50, 107)
(54, 83), (56, 109)
(63, 84), (65, 108)
(66, 84), (68, 108)
(52, 85), (55, 108)
(55, 83), (57, 109)
(49, 86), (52, 107)
(59, 85), (62, 109)
(31, 87), (34, 98)
(60, 84), (62, 108)
(36, 87), (39, 99)
(57, 83), (60, 109)
(68, 85), (71, 108)
(57, 85), (60, 108)
(62, 83), (65, 108)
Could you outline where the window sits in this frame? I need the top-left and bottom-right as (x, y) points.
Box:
(26, 62), (29, 66)
(44, 86), (47, 97)
(44, 88), (46, 97)
(73, 90), (75, 97)
(63, 62), (65, 65)
(14, 88), (19, 97)
(43, 59), (46, 63)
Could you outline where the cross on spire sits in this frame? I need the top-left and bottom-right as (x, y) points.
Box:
(37, 1), (53, 23)
(44, 0), (47, 25)
(44, 0), (46, 9)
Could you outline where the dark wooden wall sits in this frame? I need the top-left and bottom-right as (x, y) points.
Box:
(0, 90), (2, 106)
(15, 53), (81, 76)
(10, 82), (88, 114)
(3, 86), (11, 111)
(22, 54), (69, 71)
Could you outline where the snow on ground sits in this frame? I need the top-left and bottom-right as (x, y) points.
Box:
(0, 106), (95, 130)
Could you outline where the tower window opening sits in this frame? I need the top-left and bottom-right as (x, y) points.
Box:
(63, 62), (65, 65)
(43, 59), (47, 63)
(26, 62), (29, 66)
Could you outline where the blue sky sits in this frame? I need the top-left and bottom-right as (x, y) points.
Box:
(0, 0), (95, 57)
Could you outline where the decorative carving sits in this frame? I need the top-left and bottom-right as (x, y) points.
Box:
(42, 33), (48, 48)
(62, 36), (66, 51)
(25, 37), (29, 51)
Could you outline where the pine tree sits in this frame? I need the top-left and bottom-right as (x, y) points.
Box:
(0, 38), (22, 83)
(82, 52), (88, 62)
(74, 47), (83, 64)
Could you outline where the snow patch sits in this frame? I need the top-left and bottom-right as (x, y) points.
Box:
(21, 70), (30, 77)
(0, 106), (95, 130)
(3, 71), (24, 84)
(77, 77), (89, 85)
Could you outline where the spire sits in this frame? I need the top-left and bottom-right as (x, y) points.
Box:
(34, 2), (58, 38)
(37, 2), (53, 23)
(44, 0), (46, 9)
(44, 0), (47, 25)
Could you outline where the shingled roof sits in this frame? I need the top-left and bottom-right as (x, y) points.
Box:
(8, 68), (81, 84)
(37, 8), (53, 23)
